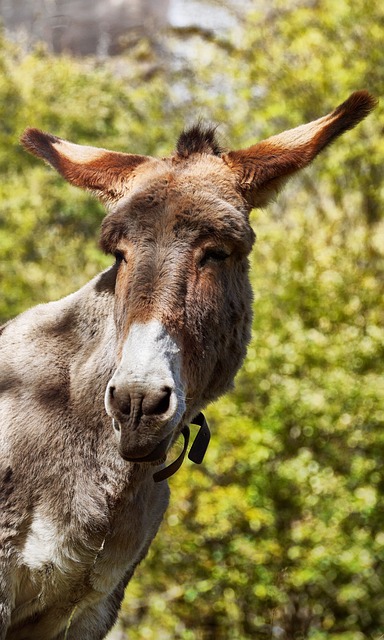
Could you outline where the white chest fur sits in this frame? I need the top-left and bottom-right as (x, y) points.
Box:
(22, 511), (62, 570)
(18, 478), (169, 602)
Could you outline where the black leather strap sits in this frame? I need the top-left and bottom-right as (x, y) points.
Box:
(188, 412), (211, 464)
(153, 413), (211, 483)
(153, 425), (190, 483)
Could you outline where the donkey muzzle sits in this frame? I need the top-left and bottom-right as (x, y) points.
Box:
(106, 381), (181, 461)
(105, 320), (186, 462)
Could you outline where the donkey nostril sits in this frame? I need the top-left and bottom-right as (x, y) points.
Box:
(119, 399), (131, 416)
(142, 387), (172, 417)
(110, 385), (131, 415)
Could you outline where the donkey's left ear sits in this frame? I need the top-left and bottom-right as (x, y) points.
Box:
(20, 129), (154, 204)
(223, 91), (377, 208)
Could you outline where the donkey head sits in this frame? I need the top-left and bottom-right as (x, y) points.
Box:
(21, 91), (376, 464)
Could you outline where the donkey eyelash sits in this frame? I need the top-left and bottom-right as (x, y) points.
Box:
(200, 248), (230, 268)
(114, 250), (126, 264)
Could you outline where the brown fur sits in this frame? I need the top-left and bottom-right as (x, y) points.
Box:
(0, 92), (376, 639)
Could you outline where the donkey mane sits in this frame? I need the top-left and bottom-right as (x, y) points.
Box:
(175, 123), (224, 158)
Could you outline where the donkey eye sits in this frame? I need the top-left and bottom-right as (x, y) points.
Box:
(200, 248), (230, 268)
(114, 250), (126, 264)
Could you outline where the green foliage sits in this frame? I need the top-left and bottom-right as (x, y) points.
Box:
(1, 1), (384, 637)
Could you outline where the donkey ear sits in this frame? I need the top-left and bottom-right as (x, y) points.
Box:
(20, 128), (153, 204)
(223, 91), (377, 208)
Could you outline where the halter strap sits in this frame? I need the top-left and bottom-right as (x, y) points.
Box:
(153, 413), (210, 483)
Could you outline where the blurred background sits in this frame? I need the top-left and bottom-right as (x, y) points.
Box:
(0, 1), (383, 638)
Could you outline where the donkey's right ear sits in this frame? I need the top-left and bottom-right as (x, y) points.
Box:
(20, 128), (154, 204)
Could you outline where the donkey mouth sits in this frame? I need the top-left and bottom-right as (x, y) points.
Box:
(117, 429), (174, 463)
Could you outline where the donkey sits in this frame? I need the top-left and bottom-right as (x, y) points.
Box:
(0, 91), (376, 639)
